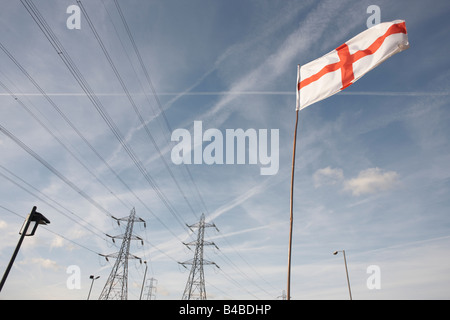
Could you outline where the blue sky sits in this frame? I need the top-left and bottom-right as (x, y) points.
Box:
(1, 0), (450, 300)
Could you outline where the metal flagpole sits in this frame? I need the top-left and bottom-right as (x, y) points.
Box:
(287, 65), (301, 300)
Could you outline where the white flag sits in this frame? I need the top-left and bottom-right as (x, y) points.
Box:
(297, 20), (409, 110)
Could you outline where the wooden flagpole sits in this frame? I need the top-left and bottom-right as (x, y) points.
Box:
(287, 65), (300, 300)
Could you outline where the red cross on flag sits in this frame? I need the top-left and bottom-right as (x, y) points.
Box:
(297, 20), (409, 110)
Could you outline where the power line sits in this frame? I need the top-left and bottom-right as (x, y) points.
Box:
(78, 0), (199, 220)
(112, 0), (209, 215)
(0, 76), (131, 212)
(0, 205), (101, 256)
(0, 165), (107, 242)
(102, 10), (274, 296)
(0, 38), (184, 244)
(0, 40), (135, 205)
(214, 228), (279, 295)
(0, 122), (115, 219)
(10, 1), (278, 299)
(21, 0), (189, 233)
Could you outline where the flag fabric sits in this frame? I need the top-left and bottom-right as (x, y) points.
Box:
(297, 20), (409, 110)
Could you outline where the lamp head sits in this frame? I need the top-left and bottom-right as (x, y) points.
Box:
(333, 251), (339, 255)
(19, 207), (50, 236)
(31, 212), (50, 225)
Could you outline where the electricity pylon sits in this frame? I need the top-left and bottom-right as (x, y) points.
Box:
(179, 213), (219, 300)
(143, 277), (158, 300)
(98, 208), (145, 300)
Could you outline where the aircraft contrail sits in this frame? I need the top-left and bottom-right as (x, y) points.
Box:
(1, 91), (449, 97)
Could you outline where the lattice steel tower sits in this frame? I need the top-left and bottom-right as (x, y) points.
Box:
(179, 213), (219, 300)
(98, 208), (145, 300)
(143, 277), (158, 300)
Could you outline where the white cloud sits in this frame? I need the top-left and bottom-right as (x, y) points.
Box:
(50, 235), (65, 248)
(343, 168), (399, 196)
(313, 167), (400, 196)
(313, 166), (344, 188)
(0, 220), (7, 229)
(19, 257), (61, 271)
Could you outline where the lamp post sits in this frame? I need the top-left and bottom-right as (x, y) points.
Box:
(0, 206), (50, 292)
(139, 261), (148, 300)
(333, 250), (352, 300)
(87, 275), (100, 300)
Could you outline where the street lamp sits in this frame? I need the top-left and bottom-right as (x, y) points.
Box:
(87, 275), (100, 300)
(333, 250), (352, 300)
(139, 261), (148, 300)
(0, 206), (50, 292)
